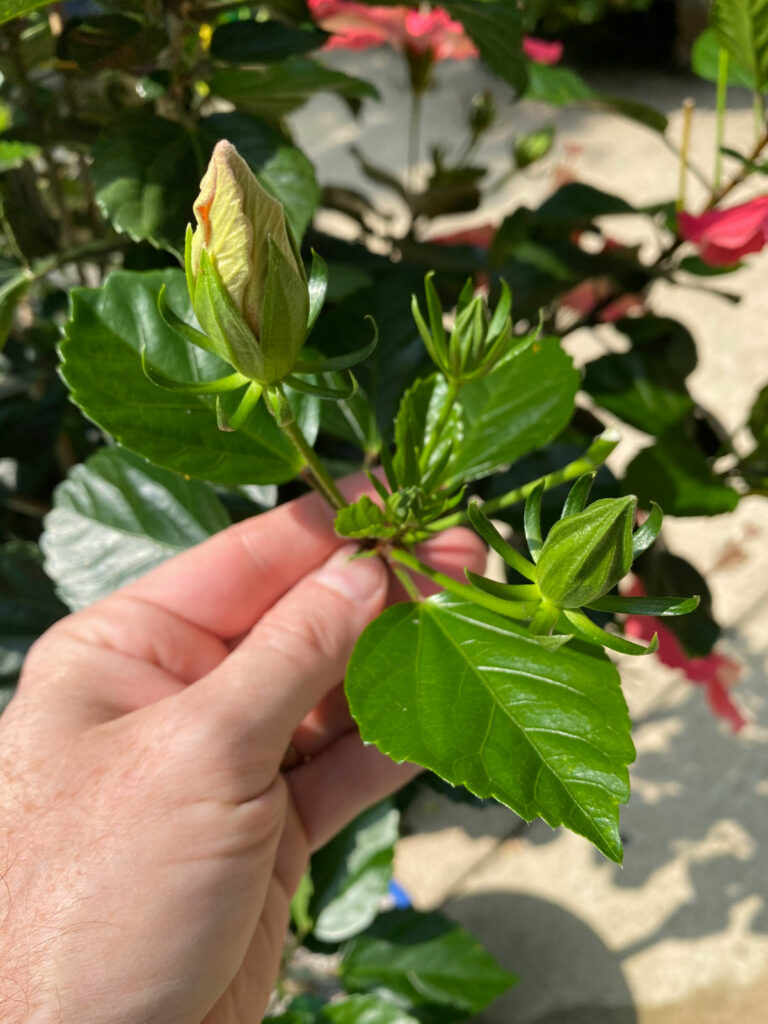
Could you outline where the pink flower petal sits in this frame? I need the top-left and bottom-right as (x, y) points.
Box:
(523, 36), (564, 65)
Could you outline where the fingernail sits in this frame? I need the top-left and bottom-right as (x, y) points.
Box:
(314, 546), (385, 603)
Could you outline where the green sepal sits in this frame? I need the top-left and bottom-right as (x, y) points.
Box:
(536, 496), (637, 609)
(587, 593), (700, 616)
(366, 471), (391, 504)
(532, 632), (575, 652)
(561, 472), (596, 519)
(226, 381), (264, 431)
(285, 370), (357, 400)
(306, 248), (328, 335)
(196, 249), (265, 381)
(260, 234), (310, 383)
(379, 445), (398, 493)
(424, 271), (448, 357)
(563, 607), (659, 656)
(157, 284), (217, 357)
(524, 479), (545, 562)
(632, 500), (663, 558)
(484, 279), (512, 349)
(467, 501), (537, 582)
(184, 224), (195, 303)
(293, 317), (377, 373)
(529, 597), (561, 636)
(141, 346), (249, 395)
(465, 570), (539, 602)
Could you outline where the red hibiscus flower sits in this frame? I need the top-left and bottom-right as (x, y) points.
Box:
(522, 36), (563, 65)
(308, 0), (477, 61)
(678, 195), (768, 266)
(623, 578), (746, 732)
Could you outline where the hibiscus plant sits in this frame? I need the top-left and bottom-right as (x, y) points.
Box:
(1, 0), (766, 1018)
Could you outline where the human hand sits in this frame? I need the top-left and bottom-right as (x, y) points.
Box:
(0, 478), (484, 1024)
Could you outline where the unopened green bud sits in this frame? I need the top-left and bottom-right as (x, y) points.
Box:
(536, 496), (636, 609)
(186, 139), (308, 384)
(514, 126), (555, 169)
(411, 273), (515, 383)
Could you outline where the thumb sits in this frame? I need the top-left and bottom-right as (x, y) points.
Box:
(176, 546), (388, 798)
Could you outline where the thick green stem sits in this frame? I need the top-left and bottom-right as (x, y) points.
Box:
(388, 547), (539, 621)
(714, 49), (729, 190)
(270, 387), (346, 511)
(425, 430), (620, 533)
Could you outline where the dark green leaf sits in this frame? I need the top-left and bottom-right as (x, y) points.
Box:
(210, 59), (377, 120)
(623, 437), (740, 517)
(583, 316), (697, 434)
(0, 540), (65, 685)
(711, 0), (768, 92)
(679, 254), (743, 276)
(692, 28), (756, 88)
(40, 447), (230, 610)
(90, 113), (196, 254)
(59, 269), (315, 485)
(444, 0), (527, 94)
(525, 61), (593, 105)
(447, 337), (579, 484)
(341, 908), (516, 1018)
(59, 14), (164, 73)
(534, 183), (635, 225)
(311, 800), (399, 943)
(393, 374), (461, 488)
(210, 18), (326, 62)
(346, 596), (634, 862)
(0, 0), (53, 25)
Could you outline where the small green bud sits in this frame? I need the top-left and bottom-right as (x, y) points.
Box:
(411, 273), (515, 383)
(536, 496), (637, 609)
(186, 139), (309, 384)
(514, 126), (555, 169)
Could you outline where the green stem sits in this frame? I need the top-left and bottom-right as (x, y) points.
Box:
(271, 387), (347, 511)
(676, 97), (694, 214)
(714, 49), (729, 191)
(388, 547), (539, 621)
(425, 430), (620, 533)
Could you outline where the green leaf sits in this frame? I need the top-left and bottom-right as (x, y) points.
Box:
(311, 800), (399, 943)
(393, 374), (461, 488)
(692, 28), (757, 88)
(321, 996), (419, 1024)
(534, 182), (635, 225)
(0, 540), (65, 686)
(210, 18), (325, 62)
(340, 908), (516, 1019)
(711, 0), (768, 92)
(583, 316), (697, 435)
(210, 58), (378, 120)
(90, 113), (196, 254)
(624, 437), (740, 517)
(446, 337), (579, 484)
(0, 0), (53, 25)
(59, 269), (315, 485)
(40, 446), (230, 610)
(346, 596), (635, 862)
(444, 0), (527, 94)
(0, 139), (40, 171)
(524, 64), (667, 131)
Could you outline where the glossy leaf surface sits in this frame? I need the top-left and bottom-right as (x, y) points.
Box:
(346, 596), (634, 862)
(341, 908), (516, 1019)
(310, 800), (399, 943)
(41, 447), (230, 610)
(59, 269), (315, 485)
(446, 338), (579, 484)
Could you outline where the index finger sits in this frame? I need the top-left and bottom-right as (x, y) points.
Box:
(122, 473), (369, 639)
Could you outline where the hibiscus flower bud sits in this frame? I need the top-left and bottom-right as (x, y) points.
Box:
(185, 140), (309, 384)
(536, 496), (637, 609)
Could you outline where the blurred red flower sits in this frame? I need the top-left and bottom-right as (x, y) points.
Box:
(522, 36), (563, 65)
(308, 0), (477, 60)
(623, 578), (746, 732)
(678, 196), (768, 266)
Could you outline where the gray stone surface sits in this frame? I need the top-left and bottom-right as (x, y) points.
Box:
(292, 57), (768, 1024)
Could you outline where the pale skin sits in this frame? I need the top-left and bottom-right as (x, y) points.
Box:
(0, 475), (484, 1024)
